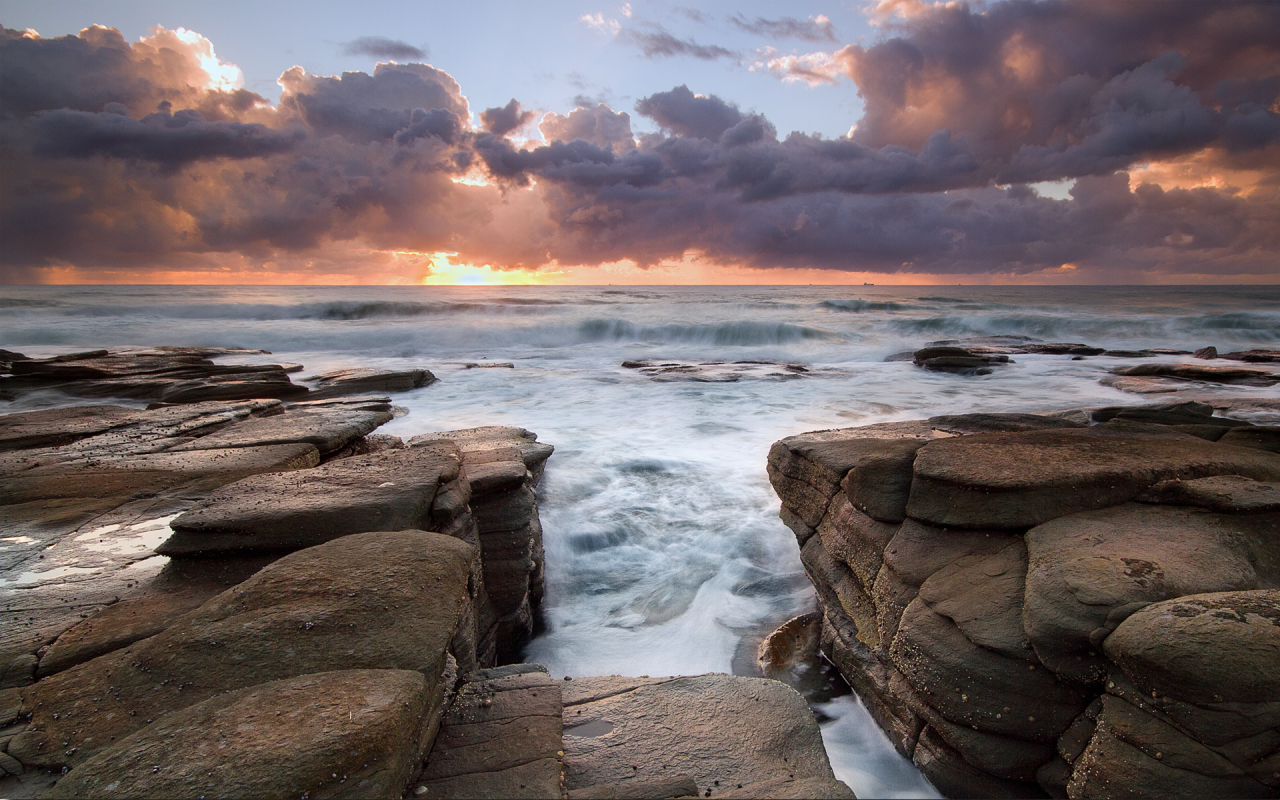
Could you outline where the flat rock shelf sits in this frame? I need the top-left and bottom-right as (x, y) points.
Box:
(0, 348), (848, 800)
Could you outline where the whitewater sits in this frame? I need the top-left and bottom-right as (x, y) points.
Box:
(3, 283), (1279, 797)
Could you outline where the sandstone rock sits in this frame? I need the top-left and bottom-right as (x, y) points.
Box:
(45, 670), (434, 800)
(159, 442), (462, 555)
(837, 439), (926, 523)
(1194, 346), (1219, 359)
(1219, 425), (1280, 453)
(1098, 375), (1182, 393)
(36, 589), (211, 678)
(568, 775), (700, 799)
(170, 406), (392, 454)
(562, 675), (839, 796)
(1023, 504), (1276, 685)
(1089, 400), (1217, 426)
(1108, 362), (1279, 386)
(8, 530), (477, 770)
(1220, 349), (1280, 363)
(1136, 475), (1280, 514)
(1104, 590), (1280, 705)
(3, 443), (320, 505)
(912, 725), (1044, 799)
(758, 611), (822, 680)
(913, 346), (1012, 375)
(718, 776), (857, 798)
(927, 413), (1085, 435)
(620, 359), (825, 382)
(906, 425), (1280, 529)
(1067, 694), (1272, 799)
(304, 367), (436, 398)
(817, 496), (897, 590)
(0, 405), (140, 451)
(415, 664), (563, 799)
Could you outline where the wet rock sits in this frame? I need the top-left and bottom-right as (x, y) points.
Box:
(906, 424), (1280, 529)
(927, 412), (1085, 435)
(1136, 475), (1280, 514)
(8, 530), (477, 770)
(1220, 349), (1280, 363)
(913, 346), (1011, 375)
(1, 348), (307, 403)
(1022, 503), (1278, 685)
(562, 675), (846, 798)
(757, 612), (822, 680)
(1089, 400), (1218, 426)
(304, 367), (436, 398)
(1194, 346), (1218, 359)
(45, 669), (435, 800)
(1098, 375), (1182, 394)
(1108, 362), (1279, 386)
(568, 775), (701, 799)
(158, 442), (463, 555)
(415, 665), (563, 799)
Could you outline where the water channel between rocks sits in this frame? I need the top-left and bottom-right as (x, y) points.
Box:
(4, 284), (1279, 797)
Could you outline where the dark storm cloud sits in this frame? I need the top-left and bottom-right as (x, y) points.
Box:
(32, 108), (304, 166)
(341, 36), (426, 61)
(727, 14), (836, 42)
(480, 99), (535, 136)
(3, 1), (1279, 281)
(616, 28), (736, 61)
(634, 85), (742, 141)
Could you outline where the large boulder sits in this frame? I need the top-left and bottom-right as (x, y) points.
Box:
(6, 530), (477, 770)
(45, 670), (435, 800)
(304, 367), (436, 398)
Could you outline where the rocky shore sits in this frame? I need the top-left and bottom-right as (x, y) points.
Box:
(769, 398), (1280, 799)
(0, 347), (849, 799)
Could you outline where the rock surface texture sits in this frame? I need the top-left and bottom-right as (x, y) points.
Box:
(769, 399), (1280, 799)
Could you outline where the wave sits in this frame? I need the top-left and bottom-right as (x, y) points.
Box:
(819, 299), (912, 312)
(575, 319), (841, 346)
(44, 299), (571, 321)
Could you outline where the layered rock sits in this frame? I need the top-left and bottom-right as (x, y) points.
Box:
(769, 400), (1280, 799)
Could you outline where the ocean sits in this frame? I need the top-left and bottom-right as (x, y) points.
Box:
(3, 283), (1279, 797)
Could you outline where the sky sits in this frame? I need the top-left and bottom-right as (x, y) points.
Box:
(1, 0), (1278, 285)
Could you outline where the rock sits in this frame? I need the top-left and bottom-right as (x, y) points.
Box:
(906, 424), (1280, 529)
(9, 530), (477, 769)
(1068, 694), (1272, 799)
(159, 442), (463, 555)
(1098, 375), (1182, 394)
(1219, 425), (1280, 453)
(304, 367), (436, 398)
(45, 670), (435, 800)
(1220, 349), (1280, 363)
(1108, 363), (1279, 386)
(36, 589), (212, 678)
(836, 439), (927, 524)
(912, 346), (1012, 374)
(818, 497), (898, 590)
(927, 413), (1086, 435)
(620, 360), (827, 382)
(561, 675), (841, 796)
(1194, 346), (1218, 359)
(3, 443), (321, 505)
(911, 725), (1044, 799)
(1089, 400), (1217, 426)
(568, 775), (701, 799)
(414, 665), (563, 799)
(2, 349), (308, 403)
(170, 406), (392, 454)
(718, 776), (857, 798)
(0, 654), (37, 690)
(758, 612), (822, 680)
(1136, 475), (1280, 514)
(0, 405), (140, 451)
(1104, 590), (1280, 705)
(1022, 504), (1277, 685)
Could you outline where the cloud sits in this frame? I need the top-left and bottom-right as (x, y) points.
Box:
(634, 85), (743, 140)
(2, 5), (1278, 283)
(728, 14), (837, 42)
(480, 99), (535, 136)
(539, 104), (635, 152)
(342, 36), (426, 61)
(616, 28), (737, 61)
(581, 13), (621, 37)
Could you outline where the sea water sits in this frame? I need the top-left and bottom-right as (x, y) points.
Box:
(3, 284), (1279, 796)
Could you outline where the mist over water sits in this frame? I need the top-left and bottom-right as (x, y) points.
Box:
(4, 284), (1279, 796)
